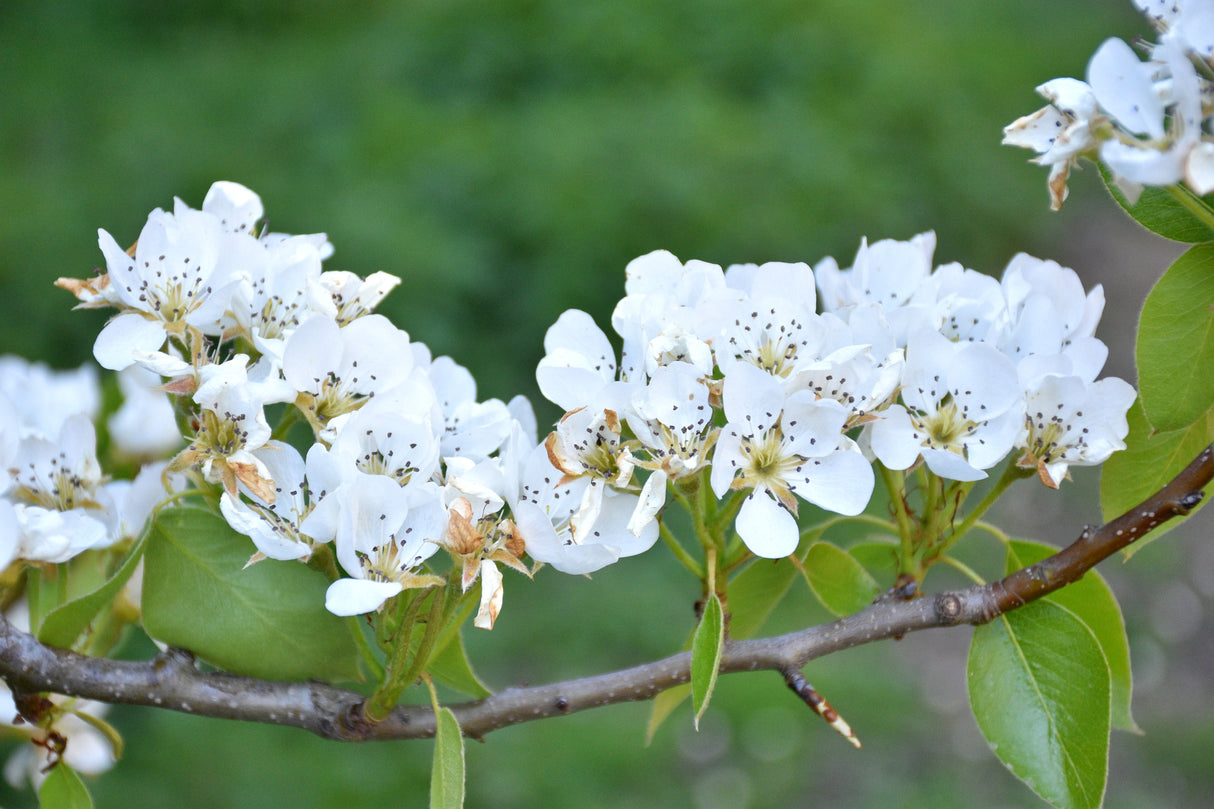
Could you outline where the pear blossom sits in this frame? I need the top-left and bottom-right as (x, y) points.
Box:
(626, 362), (717, 480)
(220, 441), (336, 561)
(0, 357), (99, 440)
(535, 309), (625, 412)
(815, 232), (937, 317)
(319, 270), (402, 324)
(429, 356), (514, 460)
(1006, 3), (1214, 205)
(324, 475), (444, 616)
(611, 250), (737, 382)
(1002, 78), (1100, 210)
(1015, 355), (1137, 487)
(710, 363), (874, 558)
(869, 332), (1023, 481)
(89, 203), (236, 372)
(173, 355), (274, 500)
(513, 443), (658, 575)
(281, 314), (414, 432)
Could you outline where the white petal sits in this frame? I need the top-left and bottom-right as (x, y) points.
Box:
(93, 314), (168, 371)
(325, 578), (403, 616)
(628, 470), (667, 536)
(920, 448), (988, 482)
(1087, 38), (1166, 139)
(791, 449), (875, 517)
(735, 490), (799, 558)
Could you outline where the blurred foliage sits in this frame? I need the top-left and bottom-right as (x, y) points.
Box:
(2, 1), (1211, 808)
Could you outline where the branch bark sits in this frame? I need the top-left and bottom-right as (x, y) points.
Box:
(0, 444), (1209, 742)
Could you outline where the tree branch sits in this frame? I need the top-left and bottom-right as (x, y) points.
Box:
(1, 444), (1209, 741)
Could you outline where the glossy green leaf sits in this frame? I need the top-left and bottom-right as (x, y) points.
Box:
(1101, 164), (1214, 242)
(1006, 540), (1137, 733)
(142, 506), (359, 681)
(38, 763), (92, 809)
(1100, 401), (1212, 552)
(428, 629), (491, 699)
(430, 706), (465, 809)
(690, 593), (724, 730)
(728, 519), (879, 638)
(38, 532), (148, 649)
(802, 542), (882, 617)
(845, 540), (899, 589)
(968, 600), (1110, 809)
(1137, 243), (1214, 432)
(728, 554), (800, 640)
(645, 683), (690, 745)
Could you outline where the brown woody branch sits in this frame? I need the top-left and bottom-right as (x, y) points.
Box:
(0, 444), (1209, 741)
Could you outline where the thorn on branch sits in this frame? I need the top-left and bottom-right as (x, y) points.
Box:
(782, 668), (861, 749)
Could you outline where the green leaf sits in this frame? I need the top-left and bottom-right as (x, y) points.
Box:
(690, 593), (724, 730)
(38, 764), (93, 809)
(38, 532), (148, 649)
(1100, 400), (1212, 552)
(645, 683), (690, 745)
(968, 600), (1110, 809)
(430, 706), (465, 809)
(141, 505), (359, 681)
(1006, 540), (1137, 733)
(802, 542), (882, 617)
(845, 540), (900, 587)
(728, 553), (800, 640)
(1101, 164), (1214, 242)
(428, 629), (492, 699)
(1137, 243), (1214, 432)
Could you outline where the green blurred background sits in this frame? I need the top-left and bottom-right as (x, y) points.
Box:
(2, 1), (1212, 807)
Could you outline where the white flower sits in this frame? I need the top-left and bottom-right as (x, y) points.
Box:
(869, 332), (1023, 481)
(220, 441), (328, 561)
(0, 357), (100, 440)
(627, 362), (717, 479)
(999, 253), (1105, 362)
(1092, 38), (1204, 190)
(1003, 78), (1101, 210)
(1015, 355), (1137, 487)
(319, 270), (401, 324)
(710, 363), (874, 558)
(92, 203), (239, 371)
(282, 314), (414, 431)
(717, 265), (831, 383)
(175, 355), (275, 500)
(513, 443), (658, 574)
(536, 309), (624, 412)
(6, 414), (117, 556)
(612, 250), (737, 382)
(225, 234), (332, 363)
(324, 475), (444, 616)
(815, 232), (936, 314)
(430, 356), (514, 461)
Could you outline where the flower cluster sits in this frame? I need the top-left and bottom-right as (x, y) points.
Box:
(536, 234), (1135, 561)
(0, 357), (169, 568)
(31, 181), (1136, 629)
(1004, 0), (1214, 208)
(54, 182), (548, 629)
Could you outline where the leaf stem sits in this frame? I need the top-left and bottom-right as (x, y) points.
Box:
(1166, 182), (1214, 233)
(660, 522), (705, 579)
